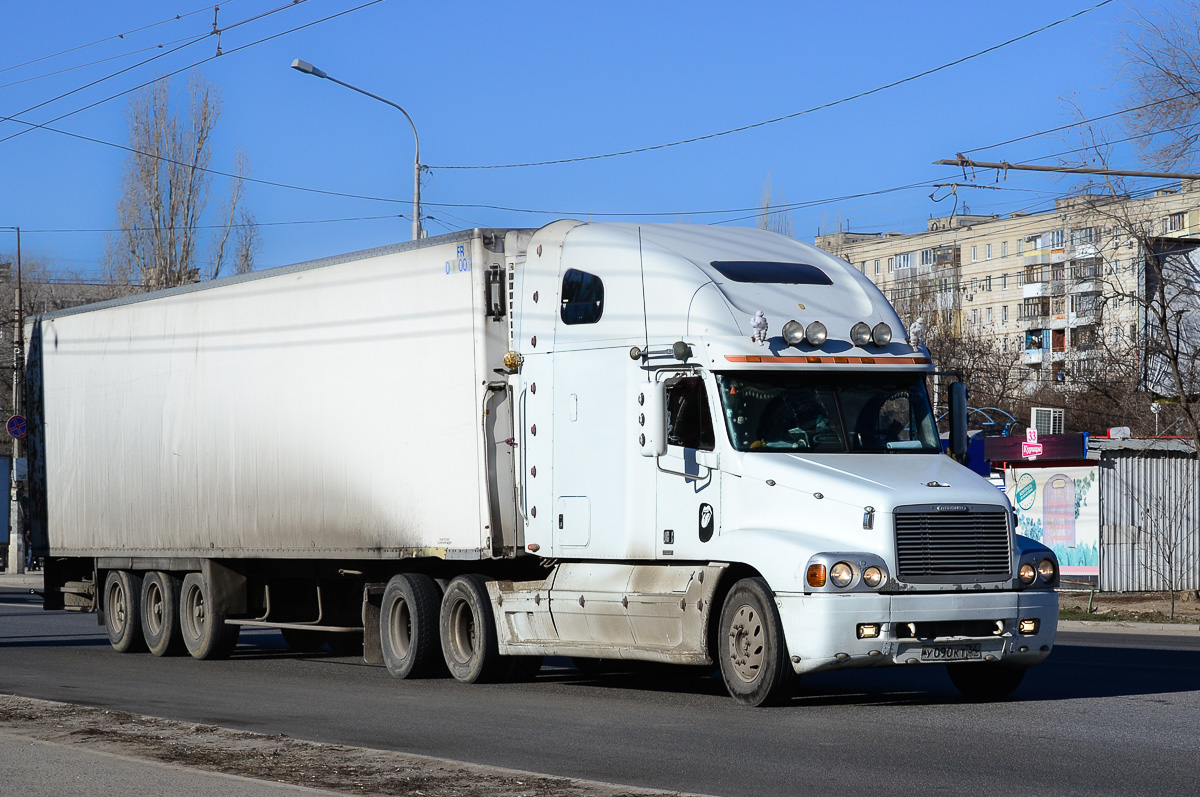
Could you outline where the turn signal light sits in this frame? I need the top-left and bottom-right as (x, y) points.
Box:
(807, 563), (827, 588)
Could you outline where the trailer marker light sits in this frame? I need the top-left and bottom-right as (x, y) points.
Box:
(806, 564), (827, 588)
(527, 543), (540, 552)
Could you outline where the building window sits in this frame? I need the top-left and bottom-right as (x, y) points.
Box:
(971, 245), (978, 261)
(1002, 273), (1008, 290)
(1017, 239), (1024, 255)
(971, 308), (978, 325)
(1002, 337), (1008, 352)
(984, 275), (992, 291)
(920, 248), (935, 266)
(986, 307), (993, 324)
(1002, 304), (1009, 322)
(1050, 229), (1065, 248)
(1002, 241), (1009, 257)
(860, 261), (867, 273)
(970, 277), (978, 293)
(986, 243), (992, 259)
(1071, 226), (1097, 245)
(1167, 212), (1184, 232)
(887, 257), (894, 272)
(941, 277), (950, 293)
(895, 252), (911, 269)
(874, 259), (880, 276)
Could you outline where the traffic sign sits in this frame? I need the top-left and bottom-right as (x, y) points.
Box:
(7, 415), (27, 439)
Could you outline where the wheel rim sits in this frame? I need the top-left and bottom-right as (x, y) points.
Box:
(447, 598), (476, 665)
(107, 579), (128, 636)
(145, 581), (164, 637)
(727, 603), (765, 683)
(183, 583), (206, 639)
(387, 597), (412, 658)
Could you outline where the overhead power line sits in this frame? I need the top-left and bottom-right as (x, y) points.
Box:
(429, 0), (1115, 170)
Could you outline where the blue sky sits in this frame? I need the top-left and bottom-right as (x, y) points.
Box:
(0, 0), (1144, 276)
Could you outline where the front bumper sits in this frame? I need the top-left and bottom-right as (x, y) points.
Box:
(776, 589), (1058, 676)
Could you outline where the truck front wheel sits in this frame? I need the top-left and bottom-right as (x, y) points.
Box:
(104, 570), (146, 653)
(179, 572), (241, 660)
(141, 571), (184, 657)
(439, 575), (503, 684)
(381, 573), (444, 678)
(717, 577), (795, 707)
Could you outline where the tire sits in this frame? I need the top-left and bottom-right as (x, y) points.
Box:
(280, 628), (327, 653)
(381, 573), (445, 678)
(179, 572), (241, 660)
(717, 577), (795, 707)
(947, 663), (1026, 700)
(104, 570), (146, 653)
(439, 574), (503, 684)
(140, 571), (184, 657)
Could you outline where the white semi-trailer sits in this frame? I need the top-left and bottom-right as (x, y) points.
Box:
(27, 222), (1059, 706)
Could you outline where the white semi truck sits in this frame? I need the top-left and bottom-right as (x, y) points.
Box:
(27, 222), (1059, 706)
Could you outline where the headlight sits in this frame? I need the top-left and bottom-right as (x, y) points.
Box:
(871, 322), (892, 346)
(805, 321), (828, 346)
(830, 562), (854, 588)
(862, 566), (885, 588)
(1018, 563), (1037, 586)
(1037, 558), (1057, 583)
(850, 322), (872, 346)
(782, 320), (805, 345)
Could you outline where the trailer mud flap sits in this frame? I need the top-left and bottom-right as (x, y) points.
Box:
(201, 560), (247, 617)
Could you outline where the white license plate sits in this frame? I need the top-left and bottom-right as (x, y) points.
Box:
(921, 643), (982, 661)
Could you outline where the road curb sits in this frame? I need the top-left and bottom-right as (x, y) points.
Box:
(1058, 619), (1200, 636)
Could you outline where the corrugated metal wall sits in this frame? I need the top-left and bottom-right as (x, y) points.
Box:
(1099, 452), (1200, 591)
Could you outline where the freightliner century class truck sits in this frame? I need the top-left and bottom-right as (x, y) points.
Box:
(26, 222), (1060, 706)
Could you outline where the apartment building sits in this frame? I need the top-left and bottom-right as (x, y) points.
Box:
(814, 183), (1200, 388)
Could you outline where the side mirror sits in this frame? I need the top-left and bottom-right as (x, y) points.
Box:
(635, 381), (666, 457)
(949, 381), (968, 458)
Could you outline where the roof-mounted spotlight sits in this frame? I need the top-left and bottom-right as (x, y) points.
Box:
(872, 322), (893, 346)
(805, 321), (828, 346)
(782, 320), (806, 346)
(850, 322), (872, 347)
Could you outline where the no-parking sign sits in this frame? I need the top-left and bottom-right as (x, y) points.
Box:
(7, 415), (27, 439)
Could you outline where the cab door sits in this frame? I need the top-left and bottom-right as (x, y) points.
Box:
(654, 372), (721, 559)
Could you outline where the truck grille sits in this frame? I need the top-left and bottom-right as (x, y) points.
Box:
(894, 506), (1011, 583)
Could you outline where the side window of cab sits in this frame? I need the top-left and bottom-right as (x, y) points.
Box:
(560, 269), (604, 325)
(665, 376), (715, 451)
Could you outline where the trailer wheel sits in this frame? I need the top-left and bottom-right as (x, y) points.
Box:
(717, 577), (794, 707)
(179, 572), (241, 660)
(381, 573), (445, 678)
(439, 575), (503, 684)
(140, 571), (184, 657)
(104, 570), (146, 653)
(947, 663), (1026, 700)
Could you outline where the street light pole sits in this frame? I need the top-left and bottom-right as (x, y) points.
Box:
(1, 226), (23, 574)
(290, 59), (423, 241)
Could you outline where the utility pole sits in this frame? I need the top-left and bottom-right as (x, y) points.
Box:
(3, 227), (21, 575)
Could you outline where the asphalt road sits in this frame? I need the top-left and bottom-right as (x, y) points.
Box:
(2, 585), (1199, 797)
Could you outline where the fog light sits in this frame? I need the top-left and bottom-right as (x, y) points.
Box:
(1019, 619), (1039, 636)
(1037, 558), (1057, 583)
(850, 322), (872, 346)
(830, 561), (854, 588)
(862, 566), (885, 588)
(807, 563), (827, 588)
(804, 321), (828, 346)
(857, 623), (880, 639)
(782, 320), (805, 345)
(871, 322), (893, 346)
(1019, 563), (1036, 585)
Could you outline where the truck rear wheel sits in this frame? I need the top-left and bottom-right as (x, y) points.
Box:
(439, 574), (503, 684)
(381, 573), (444, 678)
(947, 662), (1026, 700)
(104, 570), (146, 653)
(179, 572), (241, 660)
(141, 571), (184, 657)
(717, 577), (794, 707)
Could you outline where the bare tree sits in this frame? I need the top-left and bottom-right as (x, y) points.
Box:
(103, 73), (257, 290)
(757, 173), (794, 237)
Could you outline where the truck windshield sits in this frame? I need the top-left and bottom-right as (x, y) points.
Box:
(713, 371), (941, 453)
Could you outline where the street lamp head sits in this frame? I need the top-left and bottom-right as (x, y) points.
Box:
(290, 59), (327, 79)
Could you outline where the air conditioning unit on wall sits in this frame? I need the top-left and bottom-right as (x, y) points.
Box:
(1031, 407), (1064, 435)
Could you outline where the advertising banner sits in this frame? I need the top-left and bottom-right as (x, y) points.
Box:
(1005, 465), (1099, 577)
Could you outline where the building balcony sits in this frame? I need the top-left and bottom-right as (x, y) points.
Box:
(1023, 349), (1047, 366)
(1024, 281), (1050, 298)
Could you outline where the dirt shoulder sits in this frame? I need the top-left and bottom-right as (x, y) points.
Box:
(0, 695), (693, 797)
(1059, 589), (1200, 624)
